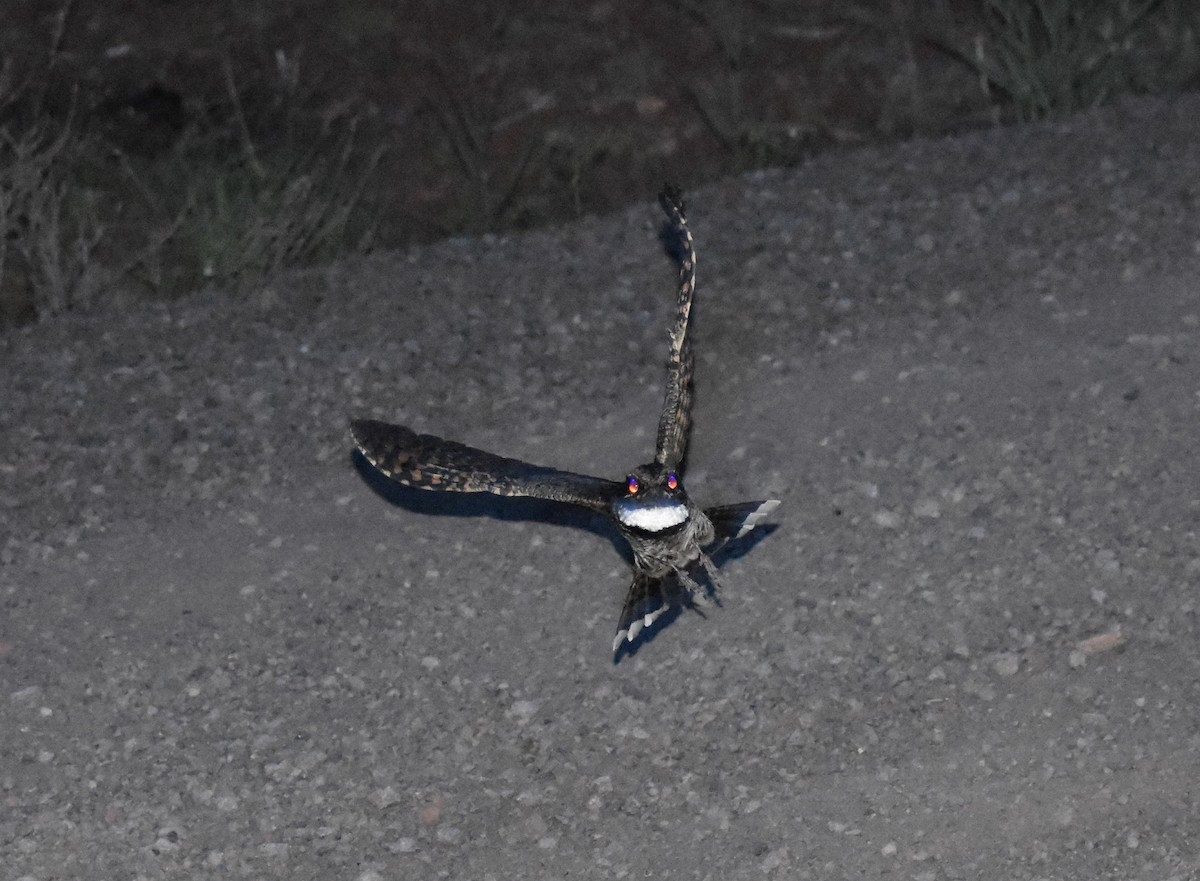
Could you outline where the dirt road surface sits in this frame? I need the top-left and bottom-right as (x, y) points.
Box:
(3, 95), (1199, 879)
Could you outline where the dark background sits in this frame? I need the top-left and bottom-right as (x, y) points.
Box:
(2, 0), (1197, 324)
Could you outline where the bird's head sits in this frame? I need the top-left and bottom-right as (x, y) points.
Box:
(611, 462), (689, 534)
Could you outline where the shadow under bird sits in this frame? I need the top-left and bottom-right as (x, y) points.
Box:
(351, 186), (779, 656)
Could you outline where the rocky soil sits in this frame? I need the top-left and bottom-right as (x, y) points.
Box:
(2, 94), (1199, 879)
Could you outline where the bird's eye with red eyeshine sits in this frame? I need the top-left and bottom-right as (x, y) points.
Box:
(666, 473), (679, 491)
(627, 476), (640, 495)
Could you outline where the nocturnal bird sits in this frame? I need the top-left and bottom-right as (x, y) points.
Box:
(351, 186), (779, 655)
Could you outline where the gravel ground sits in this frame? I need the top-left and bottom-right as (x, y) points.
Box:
(3, 94), (1200, 880)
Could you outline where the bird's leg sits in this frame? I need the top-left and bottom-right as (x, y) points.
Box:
(677, 565), (715, 608)
(698, 551), (721, 587)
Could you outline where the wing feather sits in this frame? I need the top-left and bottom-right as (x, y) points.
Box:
(351, 419), (620, 510)
(654, 185), (697, 470)
(703, 500), (781, 550)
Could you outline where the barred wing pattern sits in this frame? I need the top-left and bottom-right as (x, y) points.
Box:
(351, 187), (781, 658)
(351, 419), (621, 510)
(654, 186), (697, 471)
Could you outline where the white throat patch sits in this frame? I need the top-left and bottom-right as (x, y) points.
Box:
(615, 499), (689, 532)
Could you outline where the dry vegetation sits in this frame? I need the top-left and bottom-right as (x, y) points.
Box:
(1, 0), (1197, 327)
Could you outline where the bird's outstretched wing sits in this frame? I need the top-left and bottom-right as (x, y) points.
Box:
(351, 419), (621, 510)
(654, 185), (697, 471)
(703, 500), (781, 552)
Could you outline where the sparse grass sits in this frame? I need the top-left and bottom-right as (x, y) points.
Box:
(0, 2), (383, 327)
(0, 0), (108, 325)
(668, 0), (823, 171)
(0, 105), (107, 324)
(402, 3), (564, 235)
(173, 121), (382, 290)
(2, 0), (1198, 328)
(942, 0), (1198, 121)
(182, 55), (383, 287)
(0, 110), (380, 328)
(416, 68), (545, 234)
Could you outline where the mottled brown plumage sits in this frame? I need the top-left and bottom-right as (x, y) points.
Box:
(654, 185), (696, 471)
(351, 187), (778, 657)
(351, 419), (617, 509)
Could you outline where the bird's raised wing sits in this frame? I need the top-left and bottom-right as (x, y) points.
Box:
(654, 185), (697, 471)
